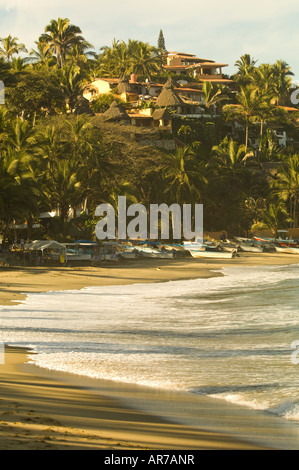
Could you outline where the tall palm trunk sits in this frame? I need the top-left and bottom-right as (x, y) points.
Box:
(260, 119), (264, 138)
(245, 117), (249, 151)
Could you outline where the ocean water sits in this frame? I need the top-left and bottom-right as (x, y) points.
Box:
(1, 263), (299, 422)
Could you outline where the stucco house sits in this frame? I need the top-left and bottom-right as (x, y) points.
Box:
(164, 51), (232, 84)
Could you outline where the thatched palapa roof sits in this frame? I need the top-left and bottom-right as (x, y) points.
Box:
(155, 78), (184, 107)
(101, 101), (130, 122)
(152, 108), (172, 121)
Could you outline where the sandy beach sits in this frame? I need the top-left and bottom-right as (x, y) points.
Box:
(1, 253), (299, 450)
(0, 252), (297, 306)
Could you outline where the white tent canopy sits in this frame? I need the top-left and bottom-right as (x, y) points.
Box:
(25, 240), (66, 253)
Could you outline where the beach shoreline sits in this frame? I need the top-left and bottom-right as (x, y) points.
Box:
(1, 253), (299, 450)
(0, 345), (270, 450)
(1, 252), (298, 307)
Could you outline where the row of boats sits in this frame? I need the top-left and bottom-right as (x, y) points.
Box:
(96, 234), (299, 261)
(51, 235), (299, 263)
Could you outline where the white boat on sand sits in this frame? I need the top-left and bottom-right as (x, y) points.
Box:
(239, 244), (264, 253)
(218, 242), (240, 252)
(126, 246), (176, 259)
(275, 246), (299, 254)
(190, 250), (237, 259)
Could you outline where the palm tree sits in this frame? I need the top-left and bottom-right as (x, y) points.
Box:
(0, 107), (9, 150)
(68, 114), (94, 144)
(66, 41), (97, 69)
(211, 137), (254, 171)
(251, 202), (292, 240)
(0, 147), (40, 246)
(98, 39), (161, 80)
(10, 57), (28, 72)
(234, 54), (257, 84)
(28, 40), (56, 68)
(35, 124), (65, 170)
(250, 64), (276, 137)
(251, 64), (275, 95)
(272, 154), (299, 227)
(201, 81), (227, 116)
(6, 118), (37, 154)
(129, 41), (161, 80)
(272, 60), (294, 106)
(98, 39), (131, 77)
(223, 84), (264, 150)
(0, 35), (27, 62)
(39, 18), (86, 68)
(44, 158), (82, 231)
(258, 129), (284, 162)
(58, 64), (87, 111)
(161, 146), (208, 205)
(210, 137), (255, 204)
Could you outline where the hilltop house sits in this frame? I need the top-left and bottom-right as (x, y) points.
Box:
(81, 49), (233, 132)
(164, 51), (232, 84)
(83, 49), (232, 109)
(83, 75), (223, 108)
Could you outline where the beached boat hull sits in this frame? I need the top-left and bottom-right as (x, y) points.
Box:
(235, 237), (252, 243)
(118, 252), (137, 259)
(219, 243), (240, 252)
(254, 236), (297, 247)
(275, 246), (299, 254)
(239, 244), (264, 253)
(190, 250), (236, 259)
(141, 251), (175, 259)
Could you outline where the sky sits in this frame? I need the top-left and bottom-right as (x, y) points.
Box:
(1, 0), (299, 80)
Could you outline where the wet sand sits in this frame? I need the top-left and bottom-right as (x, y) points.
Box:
(1, 253), (299, 450)
(0, 346), (269, 450)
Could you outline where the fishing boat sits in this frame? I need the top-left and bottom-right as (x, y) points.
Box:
(218, 241), (240, 252)
(239, 243), (264, 253)
(139, 249), (176, 259)
(183, 240), (212, 250)
(235, 237), (273, 251)
(254, 236), (297, 247)
(276, 240), (298, 248)
(235, 237), (253, 243)
(275, 246), (299, 254)
(190, 249), (237, 259)
(64, 243), (96, 261)
(253, 236), (274, 243)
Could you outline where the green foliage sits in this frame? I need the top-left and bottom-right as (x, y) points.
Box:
(2, 19), (299, 244)
(97, 39), (161, 80)
(157, 30), (167, 53)
(39, 17), (87, 68)
(5, 67), (64, 118)
(90, 94), (123, 113)
(251, 202), (292, 239)
(0, 35), (27, 62)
